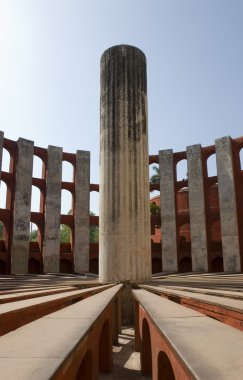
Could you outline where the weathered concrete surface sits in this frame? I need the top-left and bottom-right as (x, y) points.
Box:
(0, 284), (122, 380)
(187, 144), (208, 272)
(133, 289), (243, 380)
(0, 131), (3, 180)
(43, 146), (62, 273)
(73, 150), (90, 273)
(215, 136), (241, 272)
(99, 45), (151, 282)
(11, 138), (34, 274)
(159, 149), (178, 272)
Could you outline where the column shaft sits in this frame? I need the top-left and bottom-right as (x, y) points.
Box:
(73, 150), (90, 273)
(215, 136), (241, 271)
(11, 138), (33, 274)
(43, 146), (62, 273)
(187, 144), (208, 271)
(99, 45), (151, 282)
(159, 149), (178, 272)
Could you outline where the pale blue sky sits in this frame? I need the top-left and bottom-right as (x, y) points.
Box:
(0, 0), (243, 213)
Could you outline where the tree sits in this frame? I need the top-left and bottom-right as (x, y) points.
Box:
(150, 165), (160, 184)
(150, 202), (160, 215)
(30, 229), (38, 241)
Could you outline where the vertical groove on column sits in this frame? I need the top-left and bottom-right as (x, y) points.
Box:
(0, 131), (4, 181)
(159, 149), (178, 272)
(99, 45), (151, 282)
(187, 144), (208, 272)
(215, 136), (241, 272)
(11, 138), (34, 274)
(73, 150), (90, 273)
(43, 146), (62, 273)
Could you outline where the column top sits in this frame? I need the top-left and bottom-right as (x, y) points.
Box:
(101, 44), (146, 63)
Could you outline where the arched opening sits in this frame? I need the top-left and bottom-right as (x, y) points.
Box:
(176, 159), (187, 181)
(211, 256), (224, 273)
(179, 223), (191, 252)
(31, 186), (42, 212)
(207, 153), (217, 177)
(89, 258), (98, 274)
(90, 191), (99, 216)
(1, 148), (11, 172)
(60, 224), (71, 243)
(152, 258), (162, 274)
(76, 350), (92, 380)
(141, 318), (152, 376)
(99, 319), (111, 372)
(179, 257), (192, 273)
(32, 155), (43, 178)
(0, 259), (6, 274)
(158, 351), (175, 380)
(60, 259), (72, 273)
(150, 164), (160, 184)
(62, 161), (74, 182)
(61, 189), (73, 215)
(29, 222), (40, 242)
(29, 222), (41, 254)
(28, 258), (41, 274)
(0, 181), (8, 209)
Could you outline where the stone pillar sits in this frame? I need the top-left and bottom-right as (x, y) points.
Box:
(0, 131), (4, 180)
(73, 150), (90, 273)
(215, 136), (241, 272)
(11, 138), (34, 274)
(43, 146), (62, 273)
(159, 149), (178, 272)
(99, 45), (151, 282)
(187, 144), (208, 272)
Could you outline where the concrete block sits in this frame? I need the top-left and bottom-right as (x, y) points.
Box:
(159, 149), (178, 271)
(215, 136), (241, 271)
(187, 144), (208, 271)
(11, 138), (34, 274)
(43, 146), (62, 273)
(73, 150), (90, 273)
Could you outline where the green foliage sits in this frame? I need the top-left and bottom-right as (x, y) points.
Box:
(28, 210), (99, 244)
(150, 203), (160, 215)
(60, 224), (71, 243)
(30, 229), (38, 241)
(90, 224), (99, 243)
(150, 165), (160, 184)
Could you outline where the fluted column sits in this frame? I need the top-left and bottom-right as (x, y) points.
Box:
(99, 45), (151, 282)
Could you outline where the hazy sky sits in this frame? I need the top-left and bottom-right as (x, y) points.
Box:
(0, 0), (243, 213)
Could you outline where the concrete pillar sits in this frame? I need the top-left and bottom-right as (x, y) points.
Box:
(187, 144), (208, 272)
(159, 149), (178, 272)
(215, 136), (241, 271)
(73, 150), (90, 273)
(11, 138), (34, 274)
(99, 45), (151, 282)
(43, 146), (62, 273)
(0, 131), (4, 180)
